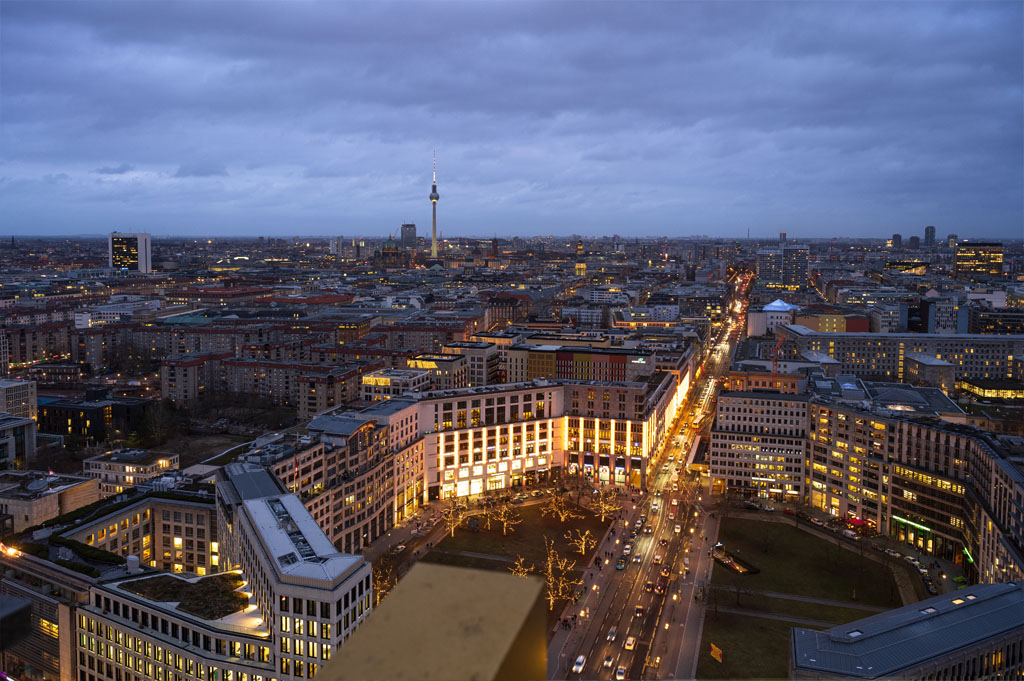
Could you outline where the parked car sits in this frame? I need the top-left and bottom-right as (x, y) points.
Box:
(616, 558), (626, 570)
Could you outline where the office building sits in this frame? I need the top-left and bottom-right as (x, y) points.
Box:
(442, 341), (501, 386)
(361, 368), (431, 401)
(924, 224), (936, 248)
(400, 223), (416, 250)
(757, 248), (783, 283)
(891, 233), (902, 249)
(0, 412), (37, 470)
(0, 379), (37, 420)
(791, 582), (1024, 680)
(108, 232), (152, 273)
(0, 470), (99, 533)
(778, 324), (1024, 382)
(783, 244), (809, 287)
(955, 242), (1004, 280)
(407, 353), (468, 390)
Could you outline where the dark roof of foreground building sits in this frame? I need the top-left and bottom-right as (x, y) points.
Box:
(791, 582), (1024, 679)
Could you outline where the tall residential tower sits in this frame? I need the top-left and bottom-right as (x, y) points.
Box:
(108, 231), (152, 273)
(429, 152), (439, 258)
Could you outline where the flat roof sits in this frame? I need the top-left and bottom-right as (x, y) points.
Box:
(791, 582), (1024, 679)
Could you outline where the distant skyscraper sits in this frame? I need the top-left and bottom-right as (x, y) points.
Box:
(947, 234), (958, 249)
(329, 236), (344, 255)
(891, 233), (903, 249)
(908, 235), (921, 250)
(779, 231), (787, 244)
(924, 225), (936, 248)
(108, 232), (151, 273)
(782, 244), (809, 287)
(429, 153), (440, 259)
(401, 223), (417, 250)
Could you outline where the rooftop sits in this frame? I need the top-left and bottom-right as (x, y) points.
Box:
(791, 582), (1024, 679)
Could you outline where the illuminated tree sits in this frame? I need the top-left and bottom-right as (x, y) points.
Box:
(509, 555), (535, 578)
(372, 557), (398, 606)
(593, 488), (622, 523)
(564, 528), (596, 556)
(492, 502), (523, 536)
(541, 491), (582, 523)
(440, 497), (466, 538)
(541, 536), (582, 611)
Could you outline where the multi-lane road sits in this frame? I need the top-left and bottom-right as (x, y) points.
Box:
(559, 274), (751, 680)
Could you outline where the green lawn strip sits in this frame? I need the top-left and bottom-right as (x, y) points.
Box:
(696, 610), (825, 680)
(712, 518), (900, 608)
(711, 589), (874, 625)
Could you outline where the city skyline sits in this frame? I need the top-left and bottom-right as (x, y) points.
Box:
(2, 1), (1021, 238)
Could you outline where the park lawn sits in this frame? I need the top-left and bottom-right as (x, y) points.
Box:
(432, 501), (610, 569)
(712, 518), (901, 608)
(710, 588), (877, 625)
(696, 611), (823, 680)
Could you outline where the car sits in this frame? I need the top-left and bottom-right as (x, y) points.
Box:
(674, 524), (682, 534)
(390, 544), (406, 554)
(811, 517), (825, 526)
(623, 544), (632, 556)
(659, 538), (669, 547)
(572, 655), (586, 673)
(671, 499), (679, 506)
(629, 530), (638, 540)
(885, 548), (902, 558)
(635, 605), (644, 618)
(655, 581), (666, 595)
(644, 526), (653, 534)
(616, 558), (626, 570)
(607, 626), (617, 642)
(603, 655), (614, 669)
(635, 519), (643, 529)
(653, 554), (663, 564)
(661, 566), (671, 578)
(644, 581), (654, 592)
(668, 512), (675, 520)
(624, 635), (637, 650)
(672, 484), (679, 491)
(926, 584), (938, 595)
(668, 455), (675, 462)
(615, 666), (627, 681)
(918, 567), (928, 575)
(632, 554), (642, 563)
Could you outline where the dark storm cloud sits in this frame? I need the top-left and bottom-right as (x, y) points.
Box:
(0, 1), (1020, 237)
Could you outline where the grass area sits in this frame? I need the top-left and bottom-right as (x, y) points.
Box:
(710, 589), (876, 625)
(154, 433), (250, 468)
(712, 518), (901, 608)
(696, 611), (824, 680)
(429, 502), (610, 569)
(120, 573), (248, 620)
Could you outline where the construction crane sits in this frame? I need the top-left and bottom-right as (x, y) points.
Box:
(770, 335), (784, 379)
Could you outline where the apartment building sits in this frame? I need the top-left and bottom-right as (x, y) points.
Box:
(159, 351), (233, 405)
(0, 378), (38, 420)
(779, 324), (1024, 382)
(83, 449), (179, 497)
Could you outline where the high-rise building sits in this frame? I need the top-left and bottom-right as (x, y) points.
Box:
(891, 233), (902, 249)
(756, 248), (783, 283)
(782, 244), (809, 287)
(908, 235), (921, 250)
(924, 224), (936, 247)
(429, 153), (439, 259)
(947, 233), (958, 248)
(329, 236), (344, 255)
(779, 231), (787, 244)
(108, 231), (152, 273)
(400, 223), (417, 250)
(0, 379), (37, 420)
(955, 242), (1003, 280)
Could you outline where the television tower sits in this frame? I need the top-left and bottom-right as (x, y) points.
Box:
(429, 151), (440, 259)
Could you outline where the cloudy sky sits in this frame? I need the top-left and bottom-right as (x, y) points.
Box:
(2, 1), (1021, 239)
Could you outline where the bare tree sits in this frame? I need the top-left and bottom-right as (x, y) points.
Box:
(541, 536), (583, 611)
(564, 528), (597, 556)
(492, 502), (524, 536)
(541, 491), (583, 524)
(440, 497), (466, 538)
(509, 555), (535, 578)
(593, 488), (622, 523)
